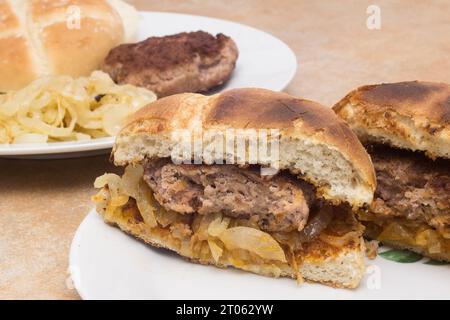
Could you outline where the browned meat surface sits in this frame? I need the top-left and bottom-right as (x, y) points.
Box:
(102, 31), (238, 97)
(368, 145), (450, 231)
(143, 159), (315, 232)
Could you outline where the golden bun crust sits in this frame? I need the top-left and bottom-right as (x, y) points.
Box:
(0, 36), (37, 91)
(113, 88), (376, 207)
(0, 1), (37, 90)
(333, 81), (450, 160)
(0, 0), (138, 91)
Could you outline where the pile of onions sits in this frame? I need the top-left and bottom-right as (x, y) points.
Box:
(94, 164), (157, 228)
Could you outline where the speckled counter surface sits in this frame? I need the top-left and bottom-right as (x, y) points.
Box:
(1, 0), (449, 299)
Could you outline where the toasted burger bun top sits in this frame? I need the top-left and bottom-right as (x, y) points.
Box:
(113, 88), (376, 208)
(333, 81), (450, 160)
(0, 0), (138, 91)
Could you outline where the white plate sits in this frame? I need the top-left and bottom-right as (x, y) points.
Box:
(0, 11), (297, 159)
(0, 137), (114, 159)
(70, 209), (450, 300)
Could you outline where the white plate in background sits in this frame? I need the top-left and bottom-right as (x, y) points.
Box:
(70, 209), (450, 300)
(0, 137), (114, 159)
(0, 11), (297, 159)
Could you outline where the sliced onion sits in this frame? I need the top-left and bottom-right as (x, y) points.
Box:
(298, 204), (334, 242)
(416, 229), (442, 254)
(94, 173), (121, 189)
(195, 214), (221, 241)
(102, 104), (131, 136)
(208, 239), (223, 263)
(218, 226), (287, 263)
(122, 164), (144, 198)
(75, 132), (91, 141)
(135, 180), (157, 228)
(93, 173), (128, 206)
(0, 71), (156, 144)
(208, 216), (230, 237)
(319, 231), (361, 248)
(110, 195), (129, 207)
(13, 133), (48, 144)
(156, 210), (183, 228)
(91, 188), (110, 214)
(378, 222), (415, 245)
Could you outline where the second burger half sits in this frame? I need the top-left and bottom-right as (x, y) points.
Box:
(93, 88), (376, 288)
(334, 81), (450, 262)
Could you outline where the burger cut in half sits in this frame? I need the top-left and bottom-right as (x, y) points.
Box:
(334, 81), (450, 262)
(93, 88), (376, 288)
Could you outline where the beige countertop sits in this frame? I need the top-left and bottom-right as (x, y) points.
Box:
(1, 0), (449, 299)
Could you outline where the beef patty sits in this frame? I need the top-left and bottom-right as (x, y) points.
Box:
(102, 31), (238, 97)
(143, 159), (315, 232)
(368, 145), (450, 230)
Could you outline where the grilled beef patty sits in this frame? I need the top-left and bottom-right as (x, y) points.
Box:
(102, 31), (238, 97)
(368, 145), (450, 230)
(142, 159), (316, 233)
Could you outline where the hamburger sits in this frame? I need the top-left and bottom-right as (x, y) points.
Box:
(333, 81), (450, 262)
(93, 88), (376, 288)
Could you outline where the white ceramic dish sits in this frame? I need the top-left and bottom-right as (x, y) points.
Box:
(0, 11), (297, 159)
(0, 137), (115, 159)
(70, 209), (450, 300)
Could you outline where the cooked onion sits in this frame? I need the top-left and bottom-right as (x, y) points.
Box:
(378, 222), (415, 245)
(298, 204), (334, 242)
(208, 216), (230, 237)
(416, 229), (442, 254)
(207, 239), (224, 263)
(93, 166), (157, 228)
(194, 214), (221, 241)
(319, 231), (361, 247)
(94, 173), (128, 207)
(218, 227), (287, 263)
(13, 133), (48, 143)
(0, 71), (156, 144)
(102, 104), (132, 136)
(156, 210), (184, 228)
(121, 164), (144, 199)
(135, 181), (157, 228)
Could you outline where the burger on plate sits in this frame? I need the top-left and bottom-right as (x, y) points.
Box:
(334, 81), (450, 262)
(93, 88), (376, 288)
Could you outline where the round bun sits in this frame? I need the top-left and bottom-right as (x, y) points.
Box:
(113, 88), (376, 207)
(0, 0), (138, 91)
(333, 81), (450, 160)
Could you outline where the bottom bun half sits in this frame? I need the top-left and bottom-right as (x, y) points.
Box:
(94, 185), (366, 289)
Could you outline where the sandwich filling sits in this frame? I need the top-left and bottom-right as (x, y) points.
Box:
(358, 145), (450, 260)
(143, 159), (314, 233)
(93, 160), (364, 280)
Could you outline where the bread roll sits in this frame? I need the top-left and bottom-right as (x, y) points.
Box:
(0, 0), (139, 91)
(333, 81), (450, 160)
(113, 88), (376, 208)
